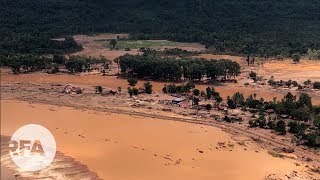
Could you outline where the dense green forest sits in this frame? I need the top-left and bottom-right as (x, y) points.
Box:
(119, 54), (241, 81)
(1, 0), (320, 56)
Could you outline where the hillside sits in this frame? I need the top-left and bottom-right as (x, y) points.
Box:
(1, 0), (320, 56)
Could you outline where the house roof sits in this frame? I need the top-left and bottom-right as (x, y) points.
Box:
(172, 98), (183, 102)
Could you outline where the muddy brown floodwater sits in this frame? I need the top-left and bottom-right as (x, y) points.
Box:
(1, 100), (317, 180)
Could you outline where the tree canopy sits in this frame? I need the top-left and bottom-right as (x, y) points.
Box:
(1, 0), (320, 56)
(119, 54), (241, 82)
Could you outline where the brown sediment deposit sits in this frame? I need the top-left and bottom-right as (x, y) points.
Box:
(260, 60), (320, 83)
(1, 34), (320, 179)
(1, 70), (319, 105)
(1, 100), (318, 179)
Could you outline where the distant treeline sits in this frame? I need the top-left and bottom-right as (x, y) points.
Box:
(140, 48), (200, 57)
(1, 54), (110, 74)
(118, 54), (241, 81)
(0, 35), (82, 55)
(1, 0), (320, 57)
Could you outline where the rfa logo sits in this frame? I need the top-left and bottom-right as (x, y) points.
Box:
(9, 139), (45, 156)
(9, 124), (56, 171)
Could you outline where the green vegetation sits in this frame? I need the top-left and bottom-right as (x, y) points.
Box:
(2, 0), (320, 57)
(314, 116), (320, 129)
(303, 133), (318, 147)
(127, 78), (138, 87)
(249, 108), (267, 128)
(205, 104), (213, 111)
(144, 82), (153, 94)
(128, 87), (138, 97)
(205, 87), (223, 102)
(65, 56), (91, 73)
(53, 54), (65, 64)
(193, 89), (200, 96)
(268, 79), (302, 89)
(49, 63), (60, 74)
(228, 91), (320, 147)
(162, 48), (199, 57)
(109, 39), (118, 50)
(249, 71), (257, 82)
(267, 120), (276, 130)
(275, 120), (287, 135)
(292, 53), (301, 63)
(65, 56), (111, 73)
(162, 83), (194, 94)
(192, 97), (200, 106)
(307, 49), (320, 60)
(134, 48), (199, 58)
(288, 121), (306, 136)
(0, 34), (82, 55)
(257, 109), (267, 128)
(162, 84), (223, 104)
(3, 54), (52, 74)
(2, 54), (111, 74)
(119, 53), (240, 82)
(127, 78), (139, 97)
(108, 40), (192, 50)
(95, 86), (103, 94)
(314, 82), (320, 89)
(304, 79), (312, 86)
(229, 92), (245, 108)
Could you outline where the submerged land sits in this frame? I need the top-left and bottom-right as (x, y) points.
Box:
(1, 34), (320, 179)
(1, 100), (318, 180)
(1, 1), (320, 179)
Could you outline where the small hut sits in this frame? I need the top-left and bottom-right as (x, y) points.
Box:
(172, 98), (183, 104)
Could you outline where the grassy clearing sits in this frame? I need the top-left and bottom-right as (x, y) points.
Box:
(105, 40), (199, 50)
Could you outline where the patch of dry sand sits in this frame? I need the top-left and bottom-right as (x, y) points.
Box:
(195, 55), (320, 84)
(1, 100), (316, 179)
(260, 60), (320, 83)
